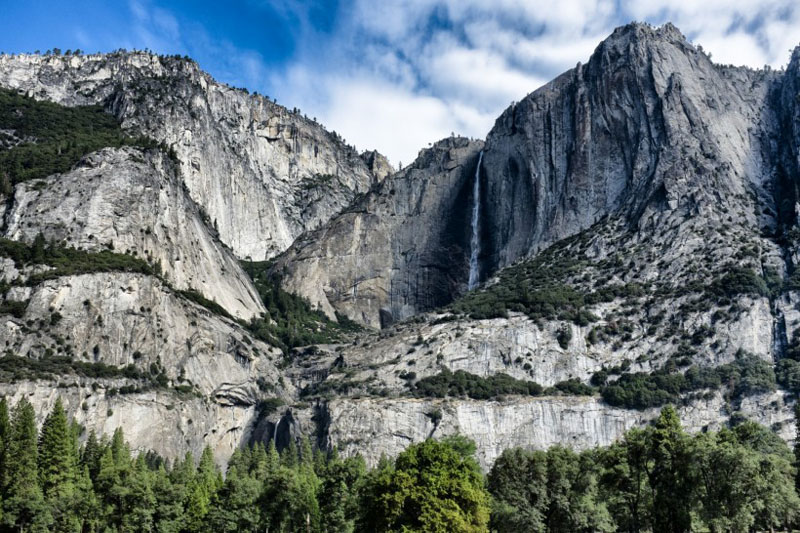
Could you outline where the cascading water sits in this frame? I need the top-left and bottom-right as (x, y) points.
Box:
(467, 151), (484, 290)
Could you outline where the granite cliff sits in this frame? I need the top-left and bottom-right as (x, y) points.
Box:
(1, 22), (799, 469)
(0, 50), (389, 261)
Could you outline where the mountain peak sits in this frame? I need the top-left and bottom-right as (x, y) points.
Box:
(608, 21), (687, 43)
(591, 21), (697, 66)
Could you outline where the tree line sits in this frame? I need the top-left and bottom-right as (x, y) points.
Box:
(0, 397), (798, 532)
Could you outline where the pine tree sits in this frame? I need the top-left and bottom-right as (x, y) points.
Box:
(80, 430), (103, 480)
(182, 449), (214, 532)
(318, 452), (366, 533)
(152, 464), (185, 533)
(39, 399), (77, 493)
(119, 455), (156, 532)
(0, 397), (10, 491)
(109, 427), (130, 468)
(3, 399), (52, 532)
(265, 440), (280, 474)
(598, 428), (652, 533)
(249, 442), (268, 481)
(794, 403), (800, 493)
(648, 406), (695, 533)
(170, 450), (195, 488)
(197, 446), (222, 493)
(0, 171), (12, 196)
(39, 399), (82, 532)
(208, 450), (261, 532)
(73, 465), (100, 533)
(94, 447), (120, 527)
(281, 439), (299, 469)
(32, 232), (46, 263)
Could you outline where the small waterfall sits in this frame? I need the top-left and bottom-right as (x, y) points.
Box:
(468, 151), (484, 290)
(773, 300), (788, 359)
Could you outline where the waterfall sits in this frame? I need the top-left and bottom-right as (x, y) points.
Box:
(468, 151), (484, 290)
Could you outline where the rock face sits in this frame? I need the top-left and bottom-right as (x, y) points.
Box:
(289, 295), (775, 398)
(1, 23), (800, 470)
(360, 150), (394, 182)
(0, 51), (387, 260)
(0, 272), (290, 400)
(277, 23), (789, 323)
(480, 23), (782, 272)
(274, 137), (483, 328)
(3, 147), (263, 319)
(265, 23), (800, 466)
(0, 381), (257, 467)
(318, 390), (794, 469)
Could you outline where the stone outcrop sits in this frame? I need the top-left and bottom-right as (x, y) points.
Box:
(360, 150), (394, 182)
(0, 381), (257, 467)
(3, 147), (263, 319)
(480, 23), (781, 272)
(276, 23), (788, 324)
(0, 272), (290, 401)
(318, 390), (794, 469)
(274, 137), (483, 328)
(0, 51), (386, 260)
(291, 295), (775, 399)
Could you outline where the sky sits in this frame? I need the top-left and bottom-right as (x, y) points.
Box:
(2, 1), (799, 165)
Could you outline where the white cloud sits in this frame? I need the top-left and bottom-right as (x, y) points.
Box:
(623, 0), (800, 67)
(300, 1), (799, 165)
(420, 39), (546, 107)
(693, 32), (770, 67)
(321, 78), (458, 166)
(126, 0), (800, 166)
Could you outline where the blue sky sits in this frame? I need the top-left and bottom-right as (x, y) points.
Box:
(2, 1), (799, 164)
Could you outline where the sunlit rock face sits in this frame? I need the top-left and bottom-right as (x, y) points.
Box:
(3, 147), (264, 320)
(273, 136), (484, 328)
(0, 51), (388, 261)
(1, 23), (800, 469)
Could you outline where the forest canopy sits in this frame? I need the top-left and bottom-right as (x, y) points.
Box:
(0, 399), (797, 532)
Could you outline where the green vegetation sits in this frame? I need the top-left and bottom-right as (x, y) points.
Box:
(776, 328), (800, 394)
(0, 355), (194, 396)
(552, 378), (595, 396)
(556, 325), (572, 349)
(489, 406), (799, 533)
(0, 355), (142, 382)
(412, 368), (543, 399)
(0, 234), (155, 284)
(0, 299), (27, 318)
(778, 358), (800, 393)
(0, 398), (490, 533)
(2, 400), (799, 532)
(0, 235), (236, 324)
(451, 250), (590, 323)
(299, 375), (369, 399)
(242, 260), (361, 353)
(300, 173), (337, 191)
(706, 266), (769, 301)
(0, 89), (163, 184)
(177, 289), (233, 321)
(453, 252), (772, 327)
(0, 87), (164, 185)
(410, 353), (775, 407)
(450, 237), (644, 325)
(359, 435), (489, 532)
(598, 351), (775, 409)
